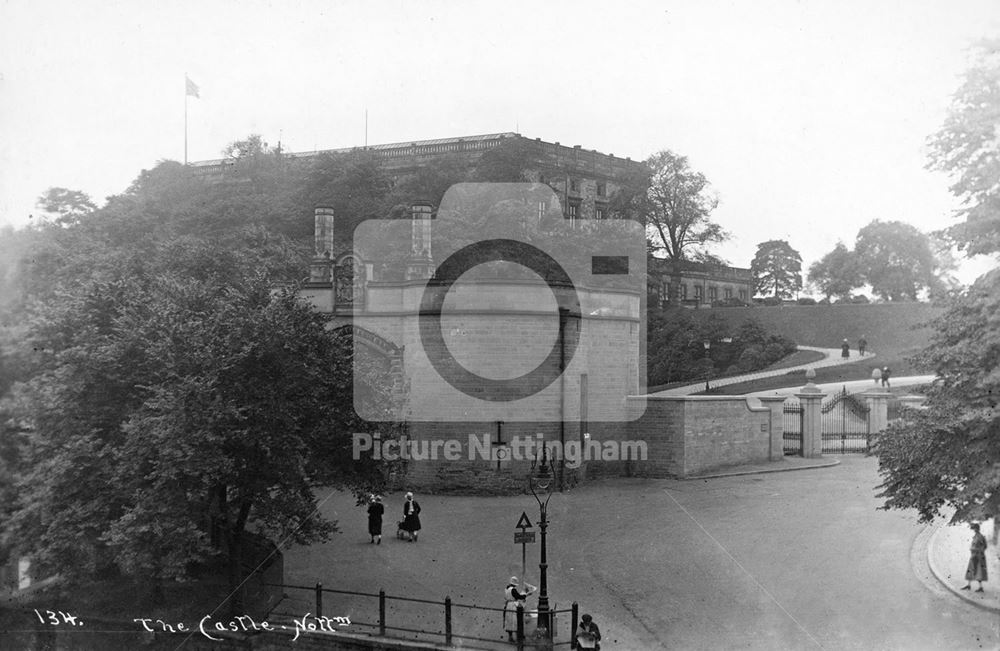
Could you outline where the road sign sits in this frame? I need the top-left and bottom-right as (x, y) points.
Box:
(515, 512), (533, 530)
(514, 531), (536, 544)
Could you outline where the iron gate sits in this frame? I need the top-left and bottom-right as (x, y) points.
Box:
(782, 388), (871, 455)
(783, 403), (802, 455)
(821, 388), (870, 453)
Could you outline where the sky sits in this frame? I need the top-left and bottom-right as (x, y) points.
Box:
(1, 0), (998, 286)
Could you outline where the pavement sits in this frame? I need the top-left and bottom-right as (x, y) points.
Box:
(649, 345), (879, 396)
(272, 456), (999, 650)
(926, 518), (1000, 613)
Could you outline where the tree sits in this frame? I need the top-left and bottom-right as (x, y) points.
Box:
(808, 242), (863, 300)
(873, 269), (1000, 523)
(35, 187), (97, 225)
(853, 220), (937, 301)
(750, 239), (802, 299)
(874, 41), (1000, 526)
(643, 150), (727, 261)
(6, 261), (391, 606)
(927, 38), (1000, 256)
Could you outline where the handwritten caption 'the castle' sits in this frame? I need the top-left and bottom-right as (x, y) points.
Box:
(134, 612), (350, 641)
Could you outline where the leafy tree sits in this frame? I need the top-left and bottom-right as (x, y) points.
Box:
(874, 41), (1000, 527)
(873, 269), (1000, 523)
(853, 220), (937, 301)
(808, 242), (863, 300)
(643, 150), (727, 261)
(750, 239), (802, 298)
(35, 187), (97, 225)
(7, 259), (390, 606)
(927, 38), (1000, 256)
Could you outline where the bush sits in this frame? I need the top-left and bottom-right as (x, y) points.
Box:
(851, 294), (870, 304)
(713, 297), (748, 308)
(796, 297), (817, 305)
(761, 296), (783, 306)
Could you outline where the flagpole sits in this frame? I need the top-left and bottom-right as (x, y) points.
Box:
(184, 74), (189, 165)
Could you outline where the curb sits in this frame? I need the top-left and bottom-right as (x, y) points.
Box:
(925, 524), (1000, 613)
(685, 458), (840, 480)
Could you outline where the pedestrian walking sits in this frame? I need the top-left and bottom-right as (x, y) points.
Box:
(858, 336), (867, 356)
(503, 576), (536, 642)
(367, 495), (383, 545)
(841, 339), (850, 358)
(961, 522), (988, 592)
(400, 492), (421, 542)
(576, 613), (602, 650)
(881, 366), (891, 388)
(872, 367), (882, 386)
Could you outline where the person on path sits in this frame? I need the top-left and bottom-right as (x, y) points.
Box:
(400, 492), (421, 542)
(881, 366), (891, 388)
(367, 495), (384, 545)
(503, 576), (536, 642)
(872, 367), (882, 386)
(841, 339), (850, 359)
(962, 522), (988, 592)
(858, 336), (867, 356)
(576, 613), (602, 650)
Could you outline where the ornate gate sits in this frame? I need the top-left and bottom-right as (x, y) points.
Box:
(783, 403), (802, 455)
(820, 388), (870, 453)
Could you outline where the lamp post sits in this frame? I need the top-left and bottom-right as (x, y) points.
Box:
(529, 447), (555, 639)
(703, 340), (711, 391)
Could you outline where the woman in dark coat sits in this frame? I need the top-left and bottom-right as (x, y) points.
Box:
(367, 495), (384, 545)
(962, 522), (988, 592)
(401, 492), (421, 542)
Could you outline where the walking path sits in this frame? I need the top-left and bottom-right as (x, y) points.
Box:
(648, 345), (877, 396)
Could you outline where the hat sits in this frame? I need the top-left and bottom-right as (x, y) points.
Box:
(405, 492), (413, 499)
(374, 495), (382, 502)
(509, 576), (518, 584)
(581, 614), (592, 623)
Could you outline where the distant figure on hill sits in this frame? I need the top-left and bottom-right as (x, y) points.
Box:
(841, 339), (850, 359)
(872, 368), (882, 385)
(858, 336), (867, 356)
(881, 367), (891, 388)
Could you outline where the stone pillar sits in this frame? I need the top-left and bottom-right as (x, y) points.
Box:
(863, 389), (891, 435)
(796, 385), (826, 459)
(757, 396), (787, 461)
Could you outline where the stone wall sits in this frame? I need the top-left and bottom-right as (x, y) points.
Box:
(619, 395), (773, 478)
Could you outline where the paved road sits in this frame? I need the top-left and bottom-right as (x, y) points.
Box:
(282, 457), (998, 650)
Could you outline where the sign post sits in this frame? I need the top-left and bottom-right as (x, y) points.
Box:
(514, 512), (536, 587)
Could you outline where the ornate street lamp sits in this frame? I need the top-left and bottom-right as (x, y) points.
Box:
(703, 340), (711, 391)
(529, 447), (555, 639)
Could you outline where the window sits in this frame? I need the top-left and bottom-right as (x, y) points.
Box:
(694, 285), (703, 301)
(708, 286), (718, 301)
(739, 289), (747, 301)
(724, 288), (733, 299)
(680, 284), (688, 299)
(595, 207), (605, 220)
(570, 178), (580, 193)
(596, 182), (606, 197)
(566, 202), (579, 219)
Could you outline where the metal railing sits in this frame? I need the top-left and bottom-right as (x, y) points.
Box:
(261, 580), (581, 649)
